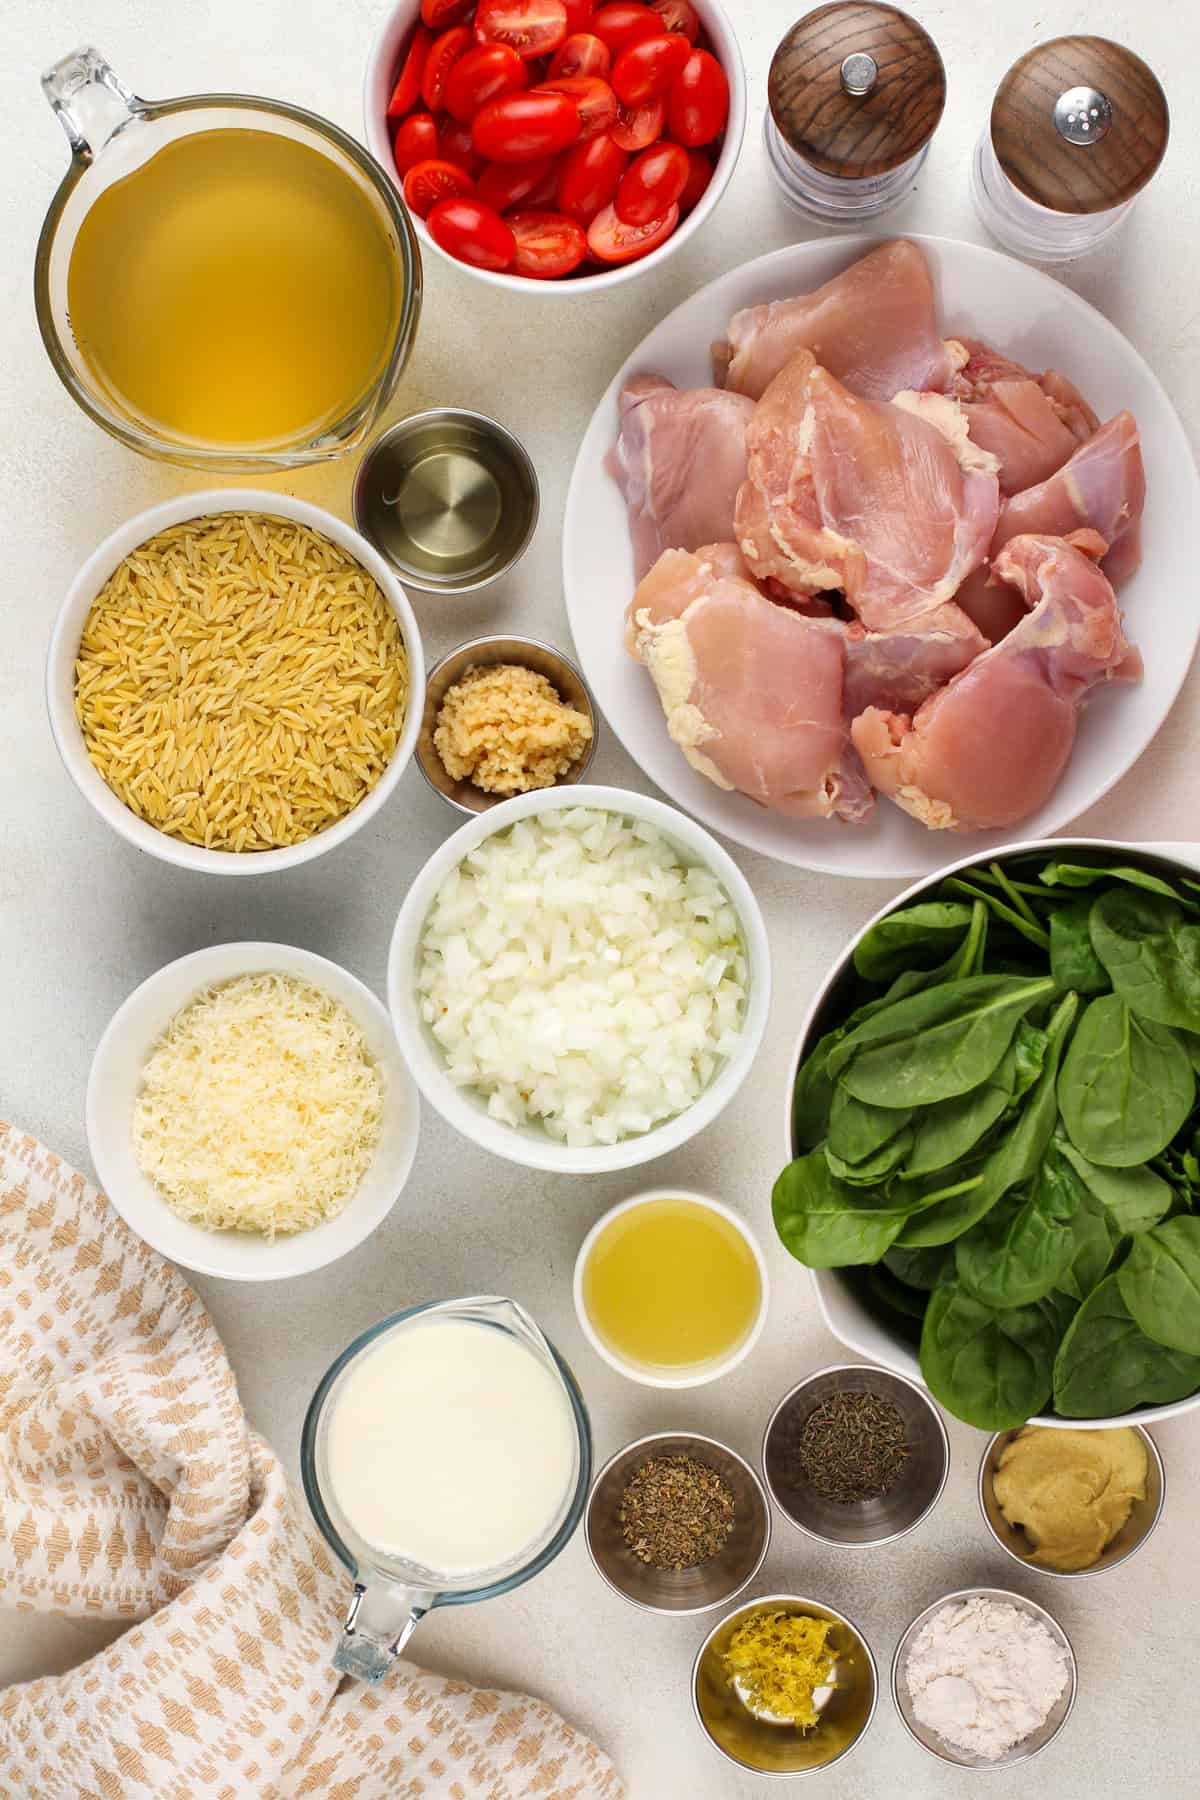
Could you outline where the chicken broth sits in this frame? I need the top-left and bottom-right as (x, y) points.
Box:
(67, 128), (403, 450)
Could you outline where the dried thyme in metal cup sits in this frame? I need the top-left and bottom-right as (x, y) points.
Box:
(782, 1391), (911, 1506)
(619, 1453), (735, 1570)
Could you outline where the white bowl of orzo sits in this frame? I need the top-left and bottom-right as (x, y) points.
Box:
(47, 491), (424, 873)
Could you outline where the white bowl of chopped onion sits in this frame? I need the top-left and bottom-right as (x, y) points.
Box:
(87, 942), (420, 1281)
(387, 785), (770, 1174)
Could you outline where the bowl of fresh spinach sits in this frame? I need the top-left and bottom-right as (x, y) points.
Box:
(775, 840), (1200, 1432)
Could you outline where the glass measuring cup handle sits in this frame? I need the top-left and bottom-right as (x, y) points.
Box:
(42, 47), (143, 160)
(333, 1580), (437, 1684)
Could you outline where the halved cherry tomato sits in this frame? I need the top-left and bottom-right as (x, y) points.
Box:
(508, 209), (588, 276)
(476, 154), (557, 211)
(609, 93), (664, 150)
(421, 0), (472, 24)
(535, 74), (617, 139)
(615, 138), (688, 223)
(444, 43), (528, 122)
(388, 25), (433, 118)
(474, 0), (569, 60)
(587, 197), (678, 261)
(403, 157), (476, 217)
(427, 196), (517, 269)
(421, 25), (472, 110)
(473, 90), (580, 161)
(563, 0), (595, 27)
(666, 47), (728, 145)
(438, 117), (486, 175)
(678, 145), (712, 211)
(393, 111), (439, 177)
(650, 0), (699, 39)
(557, 132), (627, 222)
(612, 31), (691, 105)
(591, 3), (662, 55)
(548, 31), (611, 78)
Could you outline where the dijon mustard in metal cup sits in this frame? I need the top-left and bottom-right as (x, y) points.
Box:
(353, 409), (538, 594)
(978, 1424), (1165, 1578)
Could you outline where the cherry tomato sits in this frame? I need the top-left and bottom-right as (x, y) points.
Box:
(387, 25), (433, 117)
(678, 145), (712, 211)
(427, 196), (517, 269)
(508, 209), (588, 276)
(476, 154), (557, 210)
(548, 31), (611, 78)
(403, 157), (476, 217)
(535, 74), (617, 139)
(420, 0), (472, 24)
(615, 138), (688, 223)
(557, 132), (627, 222)
(612, 32), (690, 104)
(591, 3), (662, 55)
(474, 0), (569, 60)
(650, 0), (699, 39)
(472, 90), (580, 161)
(525, 159), (564, 206)
(562, 0), (595, 27)
(587, 197), (678, 261)
(438, 117), (486, 175)
(421, 25), (472, 110)
(444, 43), (528, 122)
(666, 47), (728, 146)
(392, 111), (439, 176)
(609, 93), (664, 150)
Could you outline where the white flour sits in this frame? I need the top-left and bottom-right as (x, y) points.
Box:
(904, 1596), (1069, 1760)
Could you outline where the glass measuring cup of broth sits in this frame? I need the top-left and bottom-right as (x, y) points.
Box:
(301, 1296), (591, 1683)
(36, 48), (422, 469)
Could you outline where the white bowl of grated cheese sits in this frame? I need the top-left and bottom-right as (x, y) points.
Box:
(87, 942), (420, 1281)
(387, 786), (770, 1175)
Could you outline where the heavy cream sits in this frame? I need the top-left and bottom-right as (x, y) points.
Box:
(324, 1314), (577, 1578)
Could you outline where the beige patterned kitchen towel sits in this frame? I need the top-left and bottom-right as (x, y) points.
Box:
(0, 1125), (623, 1800)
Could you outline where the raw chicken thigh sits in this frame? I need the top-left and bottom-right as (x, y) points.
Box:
(841, 607), (990, 718)
(609, 375), (755, 580)
(952, 339), (1099, 495)
(735, 351), (1000, 629)
(714, 239), (952, 403)
(625, 544), (872, 821)
(852, 534), (1141, 832)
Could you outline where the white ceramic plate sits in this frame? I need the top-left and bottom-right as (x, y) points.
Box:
(562, 233), (1200, 878)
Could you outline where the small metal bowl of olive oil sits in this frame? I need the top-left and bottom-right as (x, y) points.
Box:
(693, 1593), (878, 1777)
(585, 1431), (770, 1616)
(353, 409), (539, 593)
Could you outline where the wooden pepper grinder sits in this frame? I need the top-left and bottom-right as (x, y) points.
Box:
(972, 36), (1169, 261)
(765, 3), (946, 222)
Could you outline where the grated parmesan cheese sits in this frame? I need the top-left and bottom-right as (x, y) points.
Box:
(132, 972), (385, 1237)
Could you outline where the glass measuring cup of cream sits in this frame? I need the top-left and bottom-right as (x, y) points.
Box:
(36, 47), (421, 469)
(301, 1296), (591, 1683)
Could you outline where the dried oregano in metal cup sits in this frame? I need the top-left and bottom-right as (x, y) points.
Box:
(618, 1454), (736, 1571)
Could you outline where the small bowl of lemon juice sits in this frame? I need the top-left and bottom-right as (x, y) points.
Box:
(573, 1190), (769, 1389)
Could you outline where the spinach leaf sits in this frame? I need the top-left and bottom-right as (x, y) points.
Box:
(883, 1243), (951, 1291)
(1011, 1021), (1048, 1102)
(1038, 1143), (1118, 1302)
(920, 1281), (1058, 1429)
(826, 1129), (913, 1187)
(1055, 1138), (1172, 1234)
(955, 1156), (1077, 1309)
(1057, 994), (1194, 1166)
(853, 902), (975, 983)
(1053, 1276), (1200, 1417)
(1179, 1031), (1200, 1075)
(1090, 888), (1200, 1032)
(830, 975), (1055, 1108)
(1117, 1217), (1200, 1355)
(772, 1154), (911, 1268)
(792, 1024), (844, 1152)
(828, 1082), (912, 1164)
(1039, 863), (1193, 903)
(868, 1264), (929, 1321)
(1050, 899), (1110, 996)
(944, 877), (1049, 951)
(903, 1045), (1015, 1178)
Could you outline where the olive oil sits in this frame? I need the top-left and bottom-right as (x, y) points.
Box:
(582, 1196), (762, 1372)
(67, 128), (403, 450)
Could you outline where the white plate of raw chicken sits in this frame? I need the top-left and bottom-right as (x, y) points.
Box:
(562, 234), (1198, 877)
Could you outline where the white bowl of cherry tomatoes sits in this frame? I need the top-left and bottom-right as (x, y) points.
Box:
(364, 0), (745, 288)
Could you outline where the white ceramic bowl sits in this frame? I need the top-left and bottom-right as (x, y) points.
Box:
(87, 942), (420, 1281)
(363, 0), (746, 296)
(564, 234), (1200, 876)
(786, 837), (1200, 1430)
(387, 783), (770, 1173)
(47, 490), (425, 876)
(573, 1187), (769, 1387)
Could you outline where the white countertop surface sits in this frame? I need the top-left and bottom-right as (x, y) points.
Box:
(2, 1), (1197, 1795)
